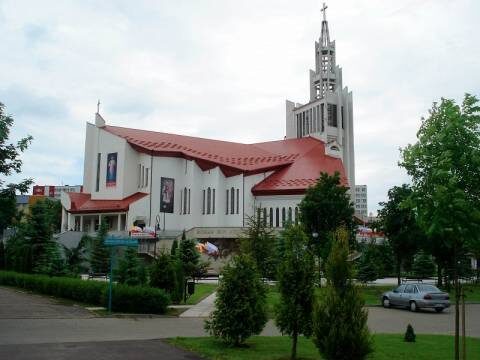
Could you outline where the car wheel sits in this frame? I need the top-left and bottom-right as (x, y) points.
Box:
(382, 297), (390, 308)
(410, 301), (417, 312)
(435, 307), (444, 313)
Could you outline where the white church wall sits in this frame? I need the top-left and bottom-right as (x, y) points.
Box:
(83, 123), (96, 194)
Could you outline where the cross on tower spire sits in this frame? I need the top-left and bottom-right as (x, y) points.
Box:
(97, 99), (101, 114)
(321, 2), (328, 22)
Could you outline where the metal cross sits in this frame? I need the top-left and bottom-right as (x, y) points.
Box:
(321, 2), (328, 21)
(97, 99), (101, 113)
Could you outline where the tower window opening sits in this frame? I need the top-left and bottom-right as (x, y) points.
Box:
(327, 103), (338, 127)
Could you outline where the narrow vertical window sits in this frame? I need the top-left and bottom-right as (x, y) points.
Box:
(95, 153), (101, 192)
(275, 208), (279, 227)
(321, 104), (325, 132)
(263, 208), (267, 227)
(207, 187), (211, 214)
(183, 187), (187, 214)
(180, 190), (183, 214)
(341, 106), (344, 129)
(202, 190), (205, 215)
(236, 189), (239, 214)
(188, 189), (191, 214)
(288, 207), (292, 223)
(230, 187), (235, 214)
(295, 207), (299, 225)
(282, 208), (286, 227)
(212, 189), (216, 214)
(226, 189), (229, 215)
(269, 208), (273, 227)
(138, 164), (142, 188)
(141, 165), (144, 187)
(145, 168), (149, 187)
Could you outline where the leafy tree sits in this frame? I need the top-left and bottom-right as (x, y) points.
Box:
(205, 254), (267, 346)
(313, 227), (372, 360)
(240, 210), (277, 279)
(356, 243), (379, 283)
(411, 250), (435, 280)
(4, 226), (31, 272)
(62, 240), (87, 276)
(116, 247), (146, 286)
(179, 234), (200, 280)
(0, 194), (17, 236)
(0, 240), (5, 269)
(90, 222), (110, 273)
(275, 225), (315, 360)
(43, 198), (62, 233)
(299, 172), (355, 279)
(400, 94), (480, 359)
(377, 185), (422, 285)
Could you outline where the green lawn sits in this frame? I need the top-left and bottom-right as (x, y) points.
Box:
(185, 283), (218, 305)
(169, 335), (480, 360)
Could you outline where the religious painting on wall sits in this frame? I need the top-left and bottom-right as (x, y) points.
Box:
(160, 177), (175, 213)
(106, 152), (117, 187)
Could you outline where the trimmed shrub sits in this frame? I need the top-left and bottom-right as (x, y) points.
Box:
(404, 324), (416, 342)
(105, 284), (170, 314)
(0, 271), (170, 314)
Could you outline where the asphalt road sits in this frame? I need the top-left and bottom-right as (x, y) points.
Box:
(1, 286), (479, 359)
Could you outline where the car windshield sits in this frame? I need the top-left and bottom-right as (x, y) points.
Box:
(417, 285), (440, 292)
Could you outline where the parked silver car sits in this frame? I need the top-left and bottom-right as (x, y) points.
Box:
(381, 283), (450, 312)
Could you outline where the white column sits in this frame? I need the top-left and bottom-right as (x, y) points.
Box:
(61, 208), (66, 231)
(67, 212), (72, 231)
(90, 217), (95, 233)
(117, 213), (121, 231)
(80, 215), (84, 232)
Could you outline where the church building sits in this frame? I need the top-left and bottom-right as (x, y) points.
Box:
(60, 5), (355, 251)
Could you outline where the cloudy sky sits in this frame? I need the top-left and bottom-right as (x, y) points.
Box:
(1, 0), (479, 213)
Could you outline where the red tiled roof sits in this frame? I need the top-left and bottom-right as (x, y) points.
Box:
(68, 192), (148, 214)
(102, 125), (347, 195)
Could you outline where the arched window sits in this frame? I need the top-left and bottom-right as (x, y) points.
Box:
(282, 208), (286, 227)
(212, 189), (216, 214)
(230, 187), (235, 214)
(263, 208), (267, 227)
(275, 208), (279, 227)
(295, 207), (299, 225)
(202, 190), (205, 215)
(183, 187), (187, 215)
(288, 207), (292, 224)
(207, 187), (211, 214)
(269, 208), (273, 227)
(236, 189), (240, 214)
(226, 189), (229, 214)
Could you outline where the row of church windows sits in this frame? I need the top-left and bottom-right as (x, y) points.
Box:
(296, 103), (344, 138)
(226, 188), (240, 215)
(138, 164), (149, 189)
(258, 206), (300, 228)
(180, 188), (191, 215)
(180, 187), (240, 216)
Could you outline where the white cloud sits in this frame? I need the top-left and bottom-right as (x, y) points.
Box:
(0, 0), (479, 213)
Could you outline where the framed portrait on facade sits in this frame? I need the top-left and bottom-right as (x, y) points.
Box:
(106, 152), (117, 187)
(160, 177), (174, 213)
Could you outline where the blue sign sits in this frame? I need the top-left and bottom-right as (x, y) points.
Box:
(104, 237), (138, 247)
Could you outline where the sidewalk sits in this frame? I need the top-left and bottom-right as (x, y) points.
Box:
(179, 292), (216, 318)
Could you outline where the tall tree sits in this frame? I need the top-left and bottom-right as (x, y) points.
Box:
(178, 233), (200, 280)
(377, 185), (422, 285)
(90, 222), (110, 273)
(299, 172), (355, 279)
(240, 210), (276, 279)
(116, 247), (146, 286)
(0, 101), (33, 234)
(275, 225), (315, 360)
(400, 94), (480, 360)
(313, 227), (372, 360)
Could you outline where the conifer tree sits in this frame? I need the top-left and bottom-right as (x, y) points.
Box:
(275, 225), (315, 360)
(313, 227), (372, 360)
(116, 247), (145, 286)
(412, 250), (435, 280)
(90, 222), (110, 273)
(356, 243), (379, 283)
(150, 252), (181, 301)
(205, 254), (267, 346)
(179, 233), (199, 280)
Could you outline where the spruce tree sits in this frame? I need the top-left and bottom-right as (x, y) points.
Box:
(171, 238), (179, 256)
(356, 244), (379, 283)
(275, 225), (315, 360)
(205, 254), (267, 346)
(116, 247), (145, 286)
(150, 252), (180, 301)
(404, 324), (416, 342)
(90, 222), (110, 273)
(0, 241), (5, 269)
(313, 227), (372, 360)
(179, 234), (200, 280)
(412, 250), (435, 280)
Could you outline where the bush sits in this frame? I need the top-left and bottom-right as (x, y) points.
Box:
(105, 284), (170, 314)
(404, 324), (416, 342)
(205, 254), (267, 346)
(0, 270), (170, 314)
(150, 252), (182, 302)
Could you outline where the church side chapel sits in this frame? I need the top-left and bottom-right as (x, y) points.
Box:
(60, 5), (355, 262)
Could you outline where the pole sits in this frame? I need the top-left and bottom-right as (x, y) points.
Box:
(461, 285), (466, 360)
(108, 249), (113, 313)
(163, 212), (166, 232)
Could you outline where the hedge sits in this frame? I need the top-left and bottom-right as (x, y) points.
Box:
(0, 271), (170, 314)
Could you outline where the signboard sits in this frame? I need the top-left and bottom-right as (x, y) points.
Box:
(160, 177), (174, 213)
(48, 186), (55, 197)
(33, 186), (45, 195)
(104, 237), (138, 247)
(106, 152), (118, 187)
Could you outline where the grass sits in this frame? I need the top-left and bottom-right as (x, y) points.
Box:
(185, 283), (218, 305)
(168, 334), (480, 360)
